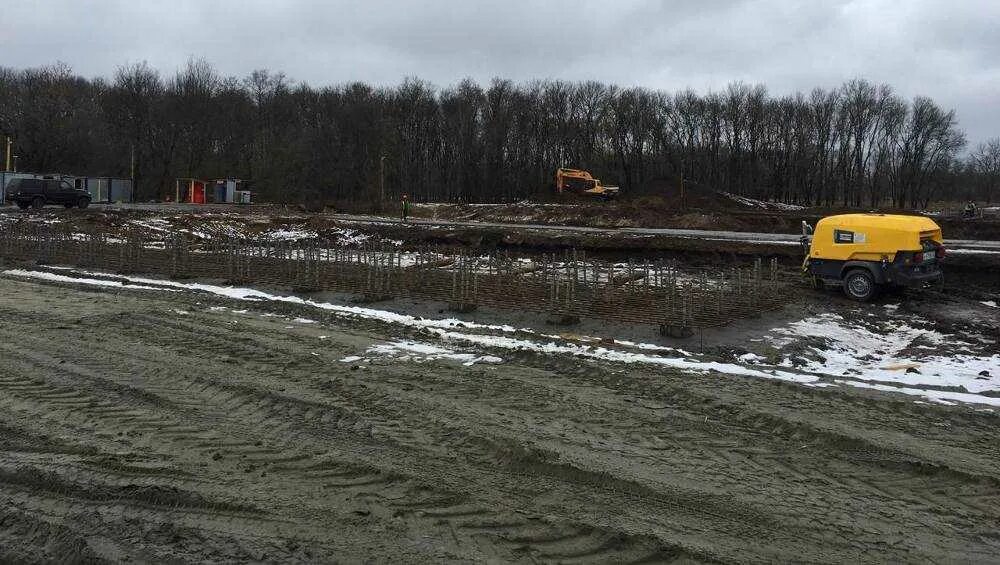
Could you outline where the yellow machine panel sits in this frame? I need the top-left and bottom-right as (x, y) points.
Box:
(809, 214), (942, 262)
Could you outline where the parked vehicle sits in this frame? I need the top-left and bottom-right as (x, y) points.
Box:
(801, 214), (944, 301)
(7, 178), (91, 210)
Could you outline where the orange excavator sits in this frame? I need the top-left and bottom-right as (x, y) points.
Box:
(555, 168), (620, 200)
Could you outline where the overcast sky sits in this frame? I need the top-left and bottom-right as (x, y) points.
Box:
(2, 0), (997, 145)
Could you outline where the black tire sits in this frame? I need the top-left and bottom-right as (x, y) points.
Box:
(77, 197), (90, 209)
(15, 201), (29, 210)
(843, 269), (878, 302)
(31, 197), (44, 210)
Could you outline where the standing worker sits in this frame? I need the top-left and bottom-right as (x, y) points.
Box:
(964, 201), (978, 219)
(401, 193), (410, 222)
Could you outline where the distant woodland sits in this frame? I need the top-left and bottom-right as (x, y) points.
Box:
(1, 60), (998, 207)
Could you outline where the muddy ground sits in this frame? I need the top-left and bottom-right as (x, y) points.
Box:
(408, 199), (1000, 241)
(1, 273), (1000, 563)
(4, 206), (998, 274)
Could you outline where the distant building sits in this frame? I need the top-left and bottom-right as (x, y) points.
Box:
(174, 177), (251, 204)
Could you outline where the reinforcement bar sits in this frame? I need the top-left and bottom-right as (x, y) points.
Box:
(0, 223), (790, 331)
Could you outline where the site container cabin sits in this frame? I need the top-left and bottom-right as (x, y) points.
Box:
(173, 178), (251, 204)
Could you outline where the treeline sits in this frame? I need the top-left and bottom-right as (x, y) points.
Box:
(1, 60), (998, 207)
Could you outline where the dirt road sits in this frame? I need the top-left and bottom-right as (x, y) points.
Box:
(324, 213), (1000, 253)
(11, 204), (991, 252)
(1, 275), (999, 563)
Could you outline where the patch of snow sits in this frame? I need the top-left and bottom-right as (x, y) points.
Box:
(362, 340), (503, 366)
(131, 218), (173, 232)
(179, 228), (212, 239)
(722, 193), (806, 211)
(340, 356), (363, 363)
(421, 329), (817, 384)
(14, 268), (817, 386)
(2, 269), (173, 292)
(982, 301), (997, 308)
(837, 380), (1000, 408)
(266, 228), (317, 241)
(948, 249), (1000, 255)
(293, 317), (317, 324)
(674, 236), (800, 246)
(35, 265), (1000, 406)
(766, 313), (1000, 394)
(22, 268), (525, 333)
(330, 227), (370, 246)
(611, 339), (693, 357)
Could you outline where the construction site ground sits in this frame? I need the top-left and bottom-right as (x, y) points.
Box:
(1, 203), (999, 562)
(17, 202), (998, 269)
(404, 196), (1000, 240)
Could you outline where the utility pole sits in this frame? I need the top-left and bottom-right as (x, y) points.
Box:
(679, 175), (686, 211)
(4, 137), (10, 171)
(379, 154), (386, 209)
(130, 144), (136, 202)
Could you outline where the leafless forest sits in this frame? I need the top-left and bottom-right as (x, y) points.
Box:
(1, 60), (998, 207)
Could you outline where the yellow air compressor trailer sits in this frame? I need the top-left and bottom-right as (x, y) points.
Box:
(802, 214), (945, 301)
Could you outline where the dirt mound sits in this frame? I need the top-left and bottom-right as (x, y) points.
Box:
(409, 180), (781, 231)
(632, 177), (755, 213)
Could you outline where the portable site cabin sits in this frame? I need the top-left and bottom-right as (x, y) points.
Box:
(174, 178), (251, 204)
(175, 178), (208, 204)
(79, 177), (133, 203)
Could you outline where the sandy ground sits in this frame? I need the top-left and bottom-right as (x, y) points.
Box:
(1, 274), (999, 563)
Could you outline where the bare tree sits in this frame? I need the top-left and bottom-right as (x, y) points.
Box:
(970, 138), (1000, 203)
(0, 60), (990, 208)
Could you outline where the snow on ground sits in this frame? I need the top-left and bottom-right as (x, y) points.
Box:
(983, 301), (998, 308)
(130, 218), (173, 233)
(675, 236), (801, 246)
(2, 269), (172, 292)
(948, 249), (1000, 255)
(265, 228), (317, 241)
(352, 340), (503, 366)
(123, 215), (400, 247)
(3, 268), (817, 386)
(7, 266), (1000, 406)
(722, 193), (806, 211)
(837, 381), (1000, 407)
(762, 312), (1000, 393)
(330, 227), (371, 245)
(420, 326), (819, 384)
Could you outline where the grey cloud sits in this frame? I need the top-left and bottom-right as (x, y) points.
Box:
(0, 0), (996, 144)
